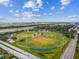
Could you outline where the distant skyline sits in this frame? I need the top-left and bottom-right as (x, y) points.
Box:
(0, 0), (79, 23)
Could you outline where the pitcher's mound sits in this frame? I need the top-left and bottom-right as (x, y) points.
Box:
(33, 37), (50, 44)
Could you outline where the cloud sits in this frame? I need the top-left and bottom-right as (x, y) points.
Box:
(22, 12), (33, 18)
(23, 0), (43, 9)
(22, 12), (41, 22)
(9, 9), (20, 13)
(60, 6), (65, 10)
(22, 17), (39, 22)
(14, 13), (20, 17)
(0, 0), (10, 6)
(0, 17), (6, 20)
(15, 10), (19, 13)
(66, 15), (79, 21)
(43, 13), (47, 16)
(22, 12), (40, 19)
(33, 14), (41, 17)
(36, 0), (43, 8)
(51, 6), (55, 10)
(9, 9), (14, 13)
(60, 0), (71, 6)
(68, 15), (78, 18)
(32, 8), (40, 11)
(60, 0), (72, 10)
(23, 1), (35, 9)
(9, 4), (13, 7)
(46, 1), (49, 5)
(49, 13), (52, 15)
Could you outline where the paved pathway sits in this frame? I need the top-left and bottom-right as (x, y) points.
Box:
(60, 34), (78, 59)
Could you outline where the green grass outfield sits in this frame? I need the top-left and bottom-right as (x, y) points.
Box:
(9, 31), (70, 59)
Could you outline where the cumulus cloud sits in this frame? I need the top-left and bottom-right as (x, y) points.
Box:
(60, 0), (72, 10)
(23, 0), (43, 9)
(60, 0), (71, 6)
(21, 12), (41, 22)
(0, 17), (6, 20)
(49, 13), (52, 15)
(9, 9), (14, 13)
(66, 15), (79, 21)
(36, 0), (43, 8)
(15, 10), (19, 13)
(14, 13), (20, 17)
(46, 1), (49, 5)
(0, 0), (10, 6)
(67, 15), (78, 19)
(43, 13), (47, 16)
(22, 12), (40, 19)
(51, 6), (55, 10)
(9, 4), (13, 7)
(22, 17), (39, 22)
(33, 8), (40, 11)
(22, 12), (33, 18)
(23, 1), (35, 9)
(60, 6), (65, 10)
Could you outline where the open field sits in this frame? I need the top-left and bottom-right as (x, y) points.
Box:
(8, 31), (70, 59)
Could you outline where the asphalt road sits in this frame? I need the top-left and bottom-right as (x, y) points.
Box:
(0, 40), (40, 59)
(60, 34), (78, 59)
(0, 44), (32, 59)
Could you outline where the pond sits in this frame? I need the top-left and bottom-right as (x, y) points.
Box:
(30, 46), (60, 51)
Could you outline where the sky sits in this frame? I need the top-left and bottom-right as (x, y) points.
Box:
(0, 0), (79, 23)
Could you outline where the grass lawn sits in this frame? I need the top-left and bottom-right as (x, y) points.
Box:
(9, 31), (70, 59)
